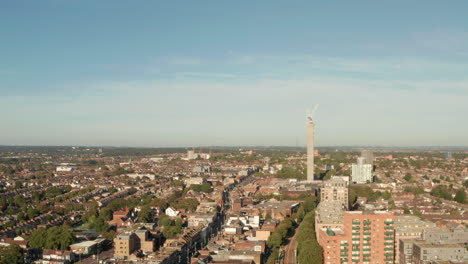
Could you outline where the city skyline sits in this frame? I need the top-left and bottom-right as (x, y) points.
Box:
(1, 1), (468, 147)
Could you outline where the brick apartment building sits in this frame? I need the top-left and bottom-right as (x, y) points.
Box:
(318, 211), (395, 264)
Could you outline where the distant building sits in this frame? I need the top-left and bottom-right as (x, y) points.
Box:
(56, 163), (77, 172)
(444, 152), (453, 159)
(184, 176), (206, 185)
(187, 150), (197, 160)
(352, 157), (373, 184)
(394, 215), (436, 264)
(400, 238), (467, 264)
(192, 166), (211, 173)
(165, 207), (180, 217)
(321, 176), (349, 210)
(114, 233), (138, 259)
(126, 173), (155, 180)
(413, 243), (466, 264)
(307, 110), (316, 182)
(399, 226), (468, 264)
(361, 150), (374, 165)
(39, 249), (75, 264)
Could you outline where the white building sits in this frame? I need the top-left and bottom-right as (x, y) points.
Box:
(165, 207), (180, 217)
(184, 176), (205, 185)
(351, 157), (372, 183)
(56, 163), (77, 172)
(187, 213), (215, 227)
(126, 173), (155, 180)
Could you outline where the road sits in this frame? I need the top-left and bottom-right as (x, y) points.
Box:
(75, 248), (114, 264)
(283, 227), (299, 264)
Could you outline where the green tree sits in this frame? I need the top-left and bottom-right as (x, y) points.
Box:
(430, 185), (452, 200)
(266, 232), (283, 248)
(298, 239), (322, 264)
(29, 225), (75, 250)
(454, 189), (466, 204)
(159, 214), (172, 227)
(265, 248), (279, 264)
(323, 169), (336, 181)
(14, 181), (23, 189)
(200, 183), (213, 193)
(403, 173), (413, 182)
(138, 205), (153, 223)
(0, 244), (24, 264)
(13, 195), (26, 208)
(28, 228), (48, 248)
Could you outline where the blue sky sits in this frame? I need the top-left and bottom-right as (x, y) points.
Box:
(1, 1), (467, 147)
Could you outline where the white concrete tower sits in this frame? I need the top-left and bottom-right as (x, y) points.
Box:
(307, 105), (318, 181)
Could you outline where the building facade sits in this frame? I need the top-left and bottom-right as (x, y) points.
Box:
(321, 176), (349, 210)
(361, 150), (374, 165)
(318, 211), (396, 264)
(352, 157), (373, 184)
(307, 113), (315, 181)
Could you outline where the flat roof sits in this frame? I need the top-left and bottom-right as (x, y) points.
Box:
(70, 241), (98, 248)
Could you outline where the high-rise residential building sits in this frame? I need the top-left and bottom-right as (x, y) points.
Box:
(317, 210), (396, 264)
(394, 216), (436, 264)
(321, 176), (350, 209)
(361, 150), (374, 165)
(399, 226), (468, 264)
(400, 239), (467, 264)
(307, 112), (315, 181)
(114, 232), (138, 259)
(352, 157), (373, 184)
(315, 200), (345, 241)
(412, 243), (466, 264)
(187, 150), (197, 160)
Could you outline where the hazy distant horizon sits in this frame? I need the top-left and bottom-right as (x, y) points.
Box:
(1, 1), (467, 146)
(1, 144), (467, 151)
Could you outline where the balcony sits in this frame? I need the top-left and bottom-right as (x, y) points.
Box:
(385, 220), (394, 224)
(363, 248), (371, 251)
(363, 221), (371, 225)
(363, 237), (371, 241)
(384, 237), (394, 240)
(384, 248), (393, 251)
(363, 227), (371, 230)
(363, 243), (371, 246)
(352, 221), (360, 225)
(352, 259), (360, 263)
(341, 254), (348, 257)
(385, 232), (394, 236)
(340, 248), (348, 252)
(384, 242), (394, 245)
(385, 258), (393, 262)
(352, 226), (360, 230)
(363, 232), (371, 236)
(341, 242), (349, 246)
(352, 237), (360, 241)
(340, 259), (348, 263)
(385, 253), (393, 257)
(384, 226), (393, 230)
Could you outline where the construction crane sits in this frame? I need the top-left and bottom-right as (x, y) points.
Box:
(307, 104), (319, 123)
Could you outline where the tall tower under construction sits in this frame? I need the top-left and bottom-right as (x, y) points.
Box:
(307, 110), (316, 181)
